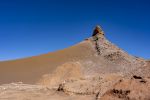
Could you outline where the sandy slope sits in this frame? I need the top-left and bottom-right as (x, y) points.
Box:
(0, 26), (149, 100)
(0, 40), (94, 84)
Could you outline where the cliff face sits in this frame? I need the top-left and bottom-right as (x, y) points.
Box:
(0, 26), (149, 100)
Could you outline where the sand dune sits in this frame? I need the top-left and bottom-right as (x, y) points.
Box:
(0, 26), (149, 100)
(0, 40), (94, 84)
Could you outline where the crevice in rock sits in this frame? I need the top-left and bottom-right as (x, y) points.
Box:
(133, 75), (142, 79)
(111, 89), (130, 100)
(93, 35), (101, 55)
(92, 25), (105, 55)
(132, 75), (147, 83)
(140, 80), (146, 83)
(57, 83), (65, 92)
(95, 92), (100, 100)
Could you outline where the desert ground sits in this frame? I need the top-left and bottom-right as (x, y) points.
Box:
(0, 26), (149, 100)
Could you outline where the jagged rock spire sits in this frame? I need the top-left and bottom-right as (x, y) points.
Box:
(92, 25), (104, 36)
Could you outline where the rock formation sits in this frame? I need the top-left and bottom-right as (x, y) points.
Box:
(0, 25), (149, 100)
(92, 25), (104, 36)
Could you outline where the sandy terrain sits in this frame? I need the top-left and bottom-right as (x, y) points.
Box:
(0, 83), (95, 100)
(0, 26), (149, 100)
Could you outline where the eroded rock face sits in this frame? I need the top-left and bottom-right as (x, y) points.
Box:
(92, 25), (104, 36)
(0, 25), (149, 100)
(35, 25), (149, 100)
(100, 77), (150, 100)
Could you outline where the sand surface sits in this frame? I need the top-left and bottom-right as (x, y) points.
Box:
(0, 27), (149, 100)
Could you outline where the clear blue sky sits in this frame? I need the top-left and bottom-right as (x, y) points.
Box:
(0, 0), (150, 61)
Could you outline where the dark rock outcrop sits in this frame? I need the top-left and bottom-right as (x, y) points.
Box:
(92, 25), (104, 36)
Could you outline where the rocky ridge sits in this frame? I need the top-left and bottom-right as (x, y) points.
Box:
(0, 25), (149, 100)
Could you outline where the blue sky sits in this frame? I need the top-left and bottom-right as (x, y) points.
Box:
(0, 0), (150, 61)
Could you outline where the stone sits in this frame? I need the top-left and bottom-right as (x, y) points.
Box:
(92, 25), (104, 36)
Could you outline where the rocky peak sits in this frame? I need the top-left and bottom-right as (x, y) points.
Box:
(92, 25), (104, 36)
